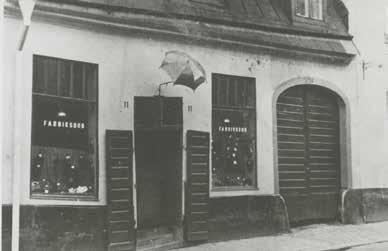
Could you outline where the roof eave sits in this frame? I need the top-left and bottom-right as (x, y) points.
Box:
(4, 1), (356, 64)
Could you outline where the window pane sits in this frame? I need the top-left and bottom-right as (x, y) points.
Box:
(310, 0), (322, 19)
(73, 62), (84, 99)
(296, 0), (307, 16)
(212, 109), (256, 187)
(211, 74), (256, 189)
(33, 56), (45, 93)
(45, 57), (58, 95)
(32, 98), (89, 150)
(85, 64), (97, 101)
(58, 60), (71, 97)
(31, 55), (98, 197)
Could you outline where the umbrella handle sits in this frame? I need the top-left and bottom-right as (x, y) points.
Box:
(158, 81), (173, 96)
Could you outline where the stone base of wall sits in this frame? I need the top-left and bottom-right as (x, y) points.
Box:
(2, 205), (12, 251)
(2, 205), (106, 251)
(341, 188), (388, 224)
(4, 190), (388, 250)
(208, 195), (290, 241)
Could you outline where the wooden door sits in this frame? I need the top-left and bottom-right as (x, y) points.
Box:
(136, 131), (182, 228)
(185, 130), (210, 242)
(277, 86), (341, 223)
(106, 130), (136, 251)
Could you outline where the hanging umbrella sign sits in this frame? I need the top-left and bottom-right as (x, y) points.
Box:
(159, 50), (206, 94)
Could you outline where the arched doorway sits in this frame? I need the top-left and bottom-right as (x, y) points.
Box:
(276, 85), (342, 224)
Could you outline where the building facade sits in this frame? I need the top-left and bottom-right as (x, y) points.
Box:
(2, 0), (387, 250)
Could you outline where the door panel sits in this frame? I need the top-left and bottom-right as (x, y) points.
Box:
(186, 130), (210, 242)
(136, 131), (181, 228)
(106, 130), (136, 251)
(134, 96), (183, 129)
(136, 131), (165, 228)
(277, 86), (340, 223)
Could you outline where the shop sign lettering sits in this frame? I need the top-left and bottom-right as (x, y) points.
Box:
(218, 126), (247, 133)
(43, 120), (86, 129)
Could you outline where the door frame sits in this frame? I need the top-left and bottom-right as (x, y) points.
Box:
(272, 77), (352, 194)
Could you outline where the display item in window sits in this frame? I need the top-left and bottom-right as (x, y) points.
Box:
(64, 154), (79, 189)
(31, 152), (44, 181)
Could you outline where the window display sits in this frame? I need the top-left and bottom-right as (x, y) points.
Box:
(31, 55), (98, 198)
(211, 74), (256, 189)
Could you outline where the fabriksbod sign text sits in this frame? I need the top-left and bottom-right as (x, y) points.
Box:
(32, 100), (89, 150)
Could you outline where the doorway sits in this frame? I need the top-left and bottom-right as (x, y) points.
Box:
(134, 96), (183, 230)
(276, 85), (341, 224)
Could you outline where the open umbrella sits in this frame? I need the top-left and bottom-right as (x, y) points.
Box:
(160, 50), (206, 92)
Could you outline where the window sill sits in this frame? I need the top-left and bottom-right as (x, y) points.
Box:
(293, 15), (326, 26)
(31, 193), (98, 202)
(210, 187), (261, 198)
(212, 186), (257, 192)
(296, 13), (323, 21)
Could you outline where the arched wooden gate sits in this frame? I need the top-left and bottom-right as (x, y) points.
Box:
(276, 85), (341, 223)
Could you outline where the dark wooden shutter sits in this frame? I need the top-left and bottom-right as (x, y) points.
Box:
(186, 130), (210, 242)
(106, 130), (136, 251)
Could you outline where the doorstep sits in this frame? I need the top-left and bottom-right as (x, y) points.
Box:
(137, 226), (184, 251)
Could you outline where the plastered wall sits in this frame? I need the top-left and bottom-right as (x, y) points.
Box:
(343, 0), (388, 188)
(2, 14), (369, 206)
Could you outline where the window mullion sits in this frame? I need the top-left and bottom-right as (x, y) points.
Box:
(69, 62), (74, 98)
(306, 0), (310, 18)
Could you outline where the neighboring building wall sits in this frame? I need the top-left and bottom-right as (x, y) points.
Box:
(343, 0), (388, 188)
(340, 0), (388, 224)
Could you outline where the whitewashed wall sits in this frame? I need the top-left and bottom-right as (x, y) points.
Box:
(2, 14), (363, 206)
(343, 0), (388, 188)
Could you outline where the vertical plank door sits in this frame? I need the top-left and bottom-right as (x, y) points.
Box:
(106, 130), (136, 251)
(277, 86), (340, 223)
(186, 130), (210, 242)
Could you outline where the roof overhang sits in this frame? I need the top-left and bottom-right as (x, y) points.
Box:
(5, 0), (357, 64)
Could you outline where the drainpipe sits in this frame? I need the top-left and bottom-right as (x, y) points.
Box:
(0, 0), (4, 250)
(12, 1), (35, 251)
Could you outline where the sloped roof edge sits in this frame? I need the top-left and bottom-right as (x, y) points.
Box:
(40, 0), (353, 40)
(5, 0), (356, 63)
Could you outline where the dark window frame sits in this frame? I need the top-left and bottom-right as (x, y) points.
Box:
(211, 73), (257, 191)
(30, 55), (99, 201)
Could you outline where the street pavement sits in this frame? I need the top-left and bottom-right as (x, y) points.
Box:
(177, 221), (388, 251)
(344, 242), (388, 251)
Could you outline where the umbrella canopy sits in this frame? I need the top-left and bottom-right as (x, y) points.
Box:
(160, 51), (206, 91)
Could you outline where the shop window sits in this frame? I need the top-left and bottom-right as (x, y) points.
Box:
(296, 0), (323, 20)
(31, 55), (98, 199)
(211, 74), (256, 189)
